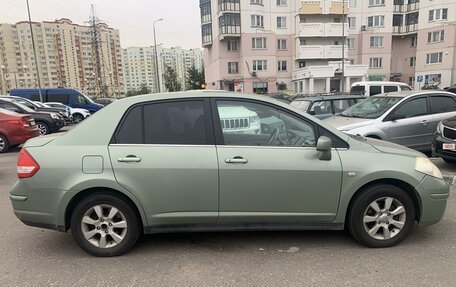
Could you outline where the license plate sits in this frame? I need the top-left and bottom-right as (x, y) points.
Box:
(442, 143), (456, 150)
(29, 120), (36, 126)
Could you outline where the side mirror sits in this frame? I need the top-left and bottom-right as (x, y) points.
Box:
(316, 136), (332, 161)
(308, 111), (316, 115)
(388, 114), (406, 121)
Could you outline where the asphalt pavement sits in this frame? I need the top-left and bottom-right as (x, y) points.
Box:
(0, 145), (455, 286)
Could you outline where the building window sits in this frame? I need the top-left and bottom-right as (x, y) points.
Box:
(426, 52), (443, 64)
(367, 15), (385, 27)
(277, 39), (287, 50)
(219, 13), (241, 35)
(227, 40), (238, 51)
(228, 62), (239, 74)
(429, 9), (448, 22)
(252, 37), (267, 49)
(251, 15), (264, 28)
(370, 36), (383, 48)
(201, 24), (212, 44)
(425, 74), (441, 85)
(250, 0), (263, 5)
(219, 0), (240, 11)
(277, 17), (287, 28)
(277, 60), (287, 71)
(276, 0), (286, 6)
(349, 0), (356, 8)
(253, 60), (267, 71)
(369, 57), (383, 68)
(428, 30), (444, 43)
(200, 2), (212, 23)
(411, 36), (417, 47)
(369, 0), (385, 6)
(347, 38), (355, 49)
(410, 57), (416, 67)
(348, 17), (356, 29)
(408, 76), (415, 87)
(252, 82), (268, 93)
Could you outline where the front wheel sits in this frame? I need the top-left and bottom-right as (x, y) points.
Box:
(348, 184), (415, 248)
(36, 122), (50, 135)
(70, 193), (141, 257)
(72, 113), (84, 124)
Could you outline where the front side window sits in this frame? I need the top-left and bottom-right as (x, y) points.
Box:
(367, 15), (385, 27)
(430, 96), (456, 114)
(384, 86), (398, 93)
(370, 86), (382, 96)
(76, 95), (87, 104)
(48, 94), (69, 104)
(392, 98), (428, 118)
(216, 100), (316, 147)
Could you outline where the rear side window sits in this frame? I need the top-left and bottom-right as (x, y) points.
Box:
(370, 86), (382, 96)
(384, 86), (398, 93)
(48, 94), (69, 104)
(144, 101), (206, 144)
(116, 106), (143, 144)
(430, 96), (456, 114)
(350, 85), (365, 95)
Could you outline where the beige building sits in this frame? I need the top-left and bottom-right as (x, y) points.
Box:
(0, 18), (123, 97)
(122, 46), (203, 94)
(348, 0), (456, 89)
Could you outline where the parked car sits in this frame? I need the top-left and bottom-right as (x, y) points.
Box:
(10, 91), (448, 256)
(290, 95), (365, 119)
(0, 99), (65, 135)
(44, 102), (90, 123)
(350, 81), (412, 97)
(94, 97), (117, 106)
(0, 108), (40, 153)
(0, 96), (71, 123)
(10, 88), (104, 113)
(263, 93), (293, 103)
(444, 85), (456, 94)
(432, 116), (456, 162)
(324, 91), (456, 151)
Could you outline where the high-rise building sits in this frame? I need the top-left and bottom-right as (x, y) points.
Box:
(348, 0), (456, 89)
(199, 0), (368, 94)
(0, 18), (123, 97)
(122, 46), (203, 94)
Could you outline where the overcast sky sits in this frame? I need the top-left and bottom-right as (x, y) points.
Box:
(0, 0), (202, 49)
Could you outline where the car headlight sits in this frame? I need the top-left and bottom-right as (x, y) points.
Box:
(249, 116), (259, 124)
(50, 113), (60, 119)
(436, 121), (444, 134)
(415, 157), (443, 179)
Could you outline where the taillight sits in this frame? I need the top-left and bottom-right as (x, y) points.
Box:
(17, 149), (40, 178)
(7, 118), (29, 127)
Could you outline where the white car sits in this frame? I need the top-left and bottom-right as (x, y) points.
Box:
(43, 102), (90, 123)
(218, 106), (261, 134)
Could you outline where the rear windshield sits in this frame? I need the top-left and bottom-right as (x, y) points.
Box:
(350, 85), (365, 95)
(290, 100), (312, 112)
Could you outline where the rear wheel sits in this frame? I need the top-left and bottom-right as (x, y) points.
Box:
(36, 122), (50, 135)
(348, 184), (415, 248)
(70, 193), (141, 257)
(72, 113), (84, 124)
(0, 134), (10, 153)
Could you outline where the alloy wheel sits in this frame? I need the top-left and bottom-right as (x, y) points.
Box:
(37, 124), (48, 135)
(363, 197), (406, 240)
(0, 137), (5, 151)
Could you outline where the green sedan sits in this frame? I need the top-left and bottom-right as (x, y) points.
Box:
(10, 91), (449, 256)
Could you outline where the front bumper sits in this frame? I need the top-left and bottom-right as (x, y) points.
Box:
(432, 132), (456, 161)
(415, 174), (449, 226)
(49, 119), (65, 132)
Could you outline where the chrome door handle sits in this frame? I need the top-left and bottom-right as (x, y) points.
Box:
(118, 155), (141, 163)
(225, 157), (248, 164)
(420, 120), (429, 126)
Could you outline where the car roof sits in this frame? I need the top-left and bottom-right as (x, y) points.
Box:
(351, 81), (410, 86)
(373, 90), (456, 99)
(292, 95), (365, 102)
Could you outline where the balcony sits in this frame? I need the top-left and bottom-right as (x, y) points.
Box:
(392, 24), (418, 35)
(393, 2), (419, 13)
(299, 0), (348, 15)
(299, 23), (348, 37)
(297, 45), (348, 59)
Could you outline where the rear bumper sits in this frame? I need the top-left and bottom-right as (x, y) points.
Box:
(8, 127), (40, 146)
(415, 175), (449, 226)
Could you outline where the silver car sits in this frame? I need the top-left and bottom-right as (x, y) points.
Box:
(324, 91), (456, 151)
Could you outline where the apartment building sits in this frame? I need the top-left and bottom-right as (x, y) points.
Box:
(0, 18), (123, 97)
(122, 46), (203, 94)
(200, 0), (368, 94)
(348, 0), (456, 89)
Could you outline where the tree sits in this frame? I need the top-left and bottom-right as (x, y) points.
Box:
(126, 83), (151, 97)
(186, 64), (205, 90)
(163, 65), (182, 92)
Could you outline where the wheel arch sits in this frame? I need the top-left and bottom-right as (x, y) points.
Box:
(345, 178), (422, 225)
(64, 187), (145, 232)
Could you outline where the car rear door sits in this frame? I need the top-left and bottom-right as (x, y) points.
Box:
(428, 94), (456, 132)
(108, 99), (219, 226)
(212, 99), (343, 224)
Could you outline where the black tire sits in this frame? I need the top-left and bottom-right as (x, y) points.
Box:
(70, 193), (141, 257)
(36, 121), (50, 135)
(72, 113), (84, 124)
(348, 184), (415, 248)
(0, 134), (10, 153)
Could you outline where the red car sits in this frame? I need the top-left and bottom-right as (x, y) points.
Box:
(0, 108), (40, 153)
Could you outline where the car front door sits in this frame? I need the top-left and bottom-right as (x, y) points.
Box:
(213, 99), (343, 224)
(108, 99), (219, 226)
(384, 96), (433, 149)
(428, 94), (456, 131)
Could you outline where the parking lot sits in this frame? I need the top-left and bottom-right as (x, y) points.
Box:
(0, 139), (455, 286)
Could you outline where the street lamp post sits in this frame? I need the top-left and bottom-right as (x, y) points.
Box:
(341, 0), (346, 94)
(26, 0), (43, 102)
(153, 18), (163, 93)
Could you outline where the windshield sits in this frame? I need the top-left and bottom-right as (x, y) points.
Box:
(290, 100), (311, 112)
(350, 85), (365, 95)
(341, 97), (402, 119)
